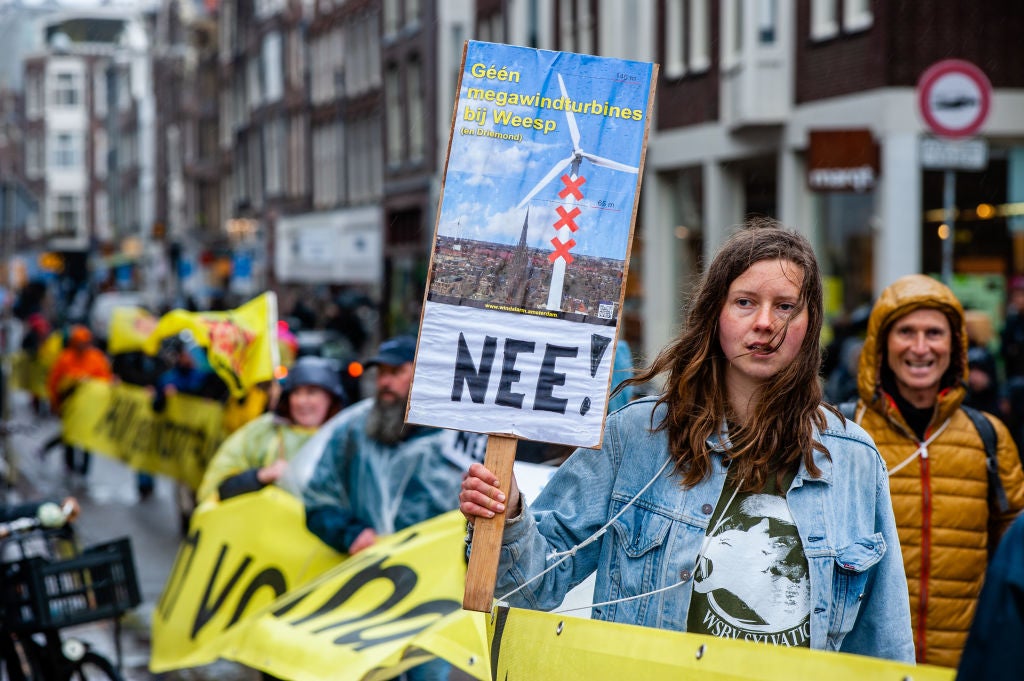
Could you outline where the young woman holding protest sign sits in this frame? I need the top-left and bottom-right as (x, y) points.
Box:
(459, 219), (914, 661)
(196, 356), (347, 503)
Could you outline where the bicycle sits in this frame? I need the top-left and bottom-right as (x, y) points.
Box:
(0, 501), (140, 680)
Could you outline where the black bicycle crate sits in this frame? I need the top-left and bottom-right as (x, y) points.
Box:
(0, 537), (141, 631)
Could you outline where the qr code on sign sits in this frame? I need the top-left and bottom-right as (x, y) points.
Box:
(598, 302), (615, 320)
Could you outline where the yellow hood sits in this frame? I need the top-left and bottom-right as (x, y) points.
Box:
(856, 274), (968, 419)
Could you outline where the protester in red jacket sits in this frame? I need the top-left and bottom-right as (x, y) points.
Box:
(47, 325), (113, 476)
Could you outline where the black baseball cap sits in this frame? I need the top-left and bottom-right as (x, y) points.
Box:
(365, 335), (417, 367)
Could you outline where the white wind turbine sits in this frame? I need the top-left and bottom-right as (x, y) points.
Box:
(516, 73), (639, 311)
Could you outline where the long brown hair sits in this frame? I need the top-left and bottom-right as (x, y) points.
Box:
(627, 218), (831, 493)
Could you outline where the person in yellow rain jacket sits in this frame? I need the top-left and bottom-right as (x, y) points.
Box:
(844, 274), (1024, 667)
(197, 356), (346, 503)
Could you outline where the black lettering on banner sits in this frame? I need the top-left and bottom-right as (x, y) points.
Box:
(270, 549), (386, 619)
(331, 598), (460, 650)
(495, 339), (535, 409)
(191, 546), (253, 639)
(153, 419), (208, 462)
(156, 527), (201, 622)
(227, 567), (288, 627)
(297, 559), (416, 632)
(95, 392), (137, 442)
(534, 344), (577, 413)
(452, 334), (498, 403)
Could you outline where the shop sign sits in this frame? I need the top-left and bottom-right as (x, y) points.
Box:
(807, 129), (879, 192)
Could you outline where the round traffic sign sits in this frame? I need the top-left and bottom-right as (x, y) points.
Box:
(917, 59), (992, 139)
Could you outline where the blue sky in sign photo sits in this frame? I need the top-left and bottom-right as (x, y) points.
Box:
(437, 41), (653, 261)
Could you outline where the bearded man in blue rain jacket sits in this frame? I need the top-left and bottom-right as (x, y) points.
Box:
(302, 335), (465, 681)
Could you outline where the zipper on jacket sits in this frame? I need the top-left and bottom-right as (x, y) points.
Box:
(917, 443), (932, 663)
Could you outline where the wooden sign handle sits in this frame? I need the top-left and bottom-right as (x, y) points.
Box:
(463, 434), (518, 612)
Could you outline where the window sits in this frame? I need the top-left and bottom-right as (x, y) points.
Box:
(368, 16), (381, 87)
(723, 0), (743, 67)
(347, 116), (382, 203)
(219, 90), (232, 147)
(310, 37), (324, 103)
(665, 0), (709, 78)
(408, 57), (424, 162)
(383, 0), (399, 35)
(264, 118), (284, 196)
(406, 0), (421, 28)
(559, 0), (575, 52)
(758, 0), (776, 44)
(52, 132), (80, 167)
(26, 136), (42, 178)
(843, 0), (873, 32)
(689, 0), (709, 72)
(53, 194), (81, 233)
(26, 73), (43, 118)
(94, 129), (107, 176)
(93, 70), (107, 117)
(263, 32), (283, 102)
(117, 70), (132, 111)
(385, 65), (402, 164)
(312, 124), (341, 207)
(94, 191), (110, 240)
(811, 0), (838, 41)
(247, 57), (262, 109)
(576, 0), (593, 54)
(52, 72), (80, 107)
(288, 114), (307, 198)
(665, 0), (685, 78)
(287, 27), (305, 90)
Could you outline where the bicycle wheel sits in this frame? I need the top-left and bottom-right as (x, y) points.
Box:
(69, 651), (123, 681)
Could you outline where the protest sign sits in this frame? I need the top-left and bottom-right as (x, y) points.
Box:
(408, 40), (656, 611)
(407, 41), (656, 449)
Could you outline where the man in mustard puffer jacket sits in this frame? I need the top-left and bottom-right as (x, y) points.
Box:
(846, 274), (1024, 667)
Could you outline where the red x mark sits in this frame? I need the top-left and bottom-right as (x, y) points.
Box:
(558, 174), (586, 200)
(554, 206), (581, 232)
(549, 237), (576, 264)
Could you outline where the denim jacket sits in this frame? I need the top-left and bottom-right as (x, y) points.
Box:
(495, 397), (914, 663)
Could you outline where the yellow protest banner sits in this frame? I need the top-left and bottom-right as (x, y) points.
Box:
(150, 487), (343, 671)
(487, 605), (955, 681)
(150, 488), (490, 680)
(6, 334), (62, 398)
(142, 292), (279, 398)
(59, 380), (225, 488)
(225, 510), (488, 681)
(107, 306), (158, 355)
(6, 351), (30, 393)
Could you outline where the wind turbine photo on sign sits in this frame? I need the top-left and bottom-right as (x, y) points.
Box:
(516, 73), (640, 312)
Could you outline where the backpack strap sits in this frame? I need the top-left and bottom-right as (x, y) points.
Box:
(961, 405), (1011, 514)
